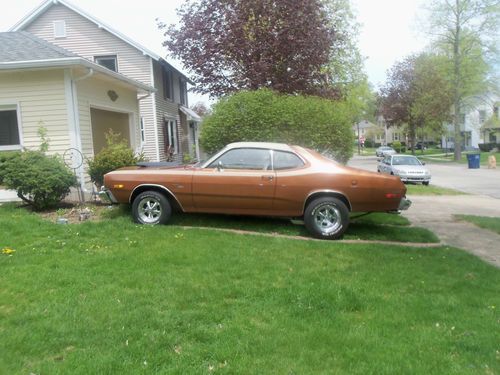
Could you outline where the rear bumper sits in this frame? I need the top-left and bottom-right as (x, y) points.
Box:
(99, 186), (118, 204)
(398, 197), (412, 211)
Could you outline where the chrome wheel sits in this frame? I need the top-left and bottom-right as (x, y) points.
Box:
(312, 203), (342, 235)
(137, 197), (162, 224)
(304, 197), (349, 239)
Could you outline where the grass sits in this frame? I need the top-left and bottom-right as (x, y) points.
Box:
(405, 184), (466, 196)
(420, 151), (500, 166)
(104, 205), (438, 244)
(455, 214), (500, 235)
(0, 204), (499, 374)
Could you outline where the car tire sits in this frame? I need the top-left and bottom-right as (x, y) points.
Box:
(132, 191), (172, 225)
(423, 181), (430, 186)
(304, 197), (349, 240)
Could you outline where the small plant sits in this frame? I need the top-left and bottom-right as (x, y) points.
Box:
(392, 140), (402, 153)
(0, 150), (77, 210)
(87, 130), (145, 187)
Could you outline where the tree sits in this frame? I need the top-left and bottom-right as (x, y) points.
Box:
(200, 89), (354, 163)
(380, 53), (453, 153)
(161, 0), (357, 98)
(422, 0), (499, 160)
(191, 101), (211, 118)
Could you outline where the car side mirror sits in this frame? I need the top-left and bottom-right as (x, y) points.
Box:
(217, 160), (224, 171)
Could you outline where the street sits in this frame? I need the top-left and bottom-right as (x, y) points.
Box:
(348, 154), (500, 199)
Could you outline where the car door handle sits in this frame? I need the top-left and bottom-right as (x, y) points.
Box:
(262, 175), (274, 181)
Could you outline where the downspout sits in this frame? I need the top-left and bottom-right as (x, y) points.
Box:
(70, 68), (94, 194)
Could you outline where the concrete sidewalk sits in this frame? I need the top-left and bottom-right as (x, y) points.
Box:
(403, 195), (500, 267)
(0, 189), (20, 203)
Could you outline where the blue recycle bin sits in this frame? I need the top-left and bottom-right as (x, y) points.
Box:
(466, 153), (480, 169)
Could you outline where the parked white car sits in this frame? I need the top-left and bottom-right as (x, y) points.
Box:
(378, 154), (431, 185)
(375, 146), (396, 158)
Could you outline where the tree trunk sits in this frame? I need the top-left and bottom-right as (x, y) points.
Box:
(453, 0), (462, 161)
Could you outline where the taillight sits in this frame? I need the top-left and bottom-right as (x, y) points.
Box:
(385, 193), (400, 199)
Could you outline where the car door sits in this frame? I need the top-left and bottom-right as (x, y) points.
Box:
(192, 148), (276, 213)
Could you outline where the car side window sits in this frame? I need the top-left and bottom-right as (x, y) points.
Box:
(273, 151), (304, 170)
(208, 148), (271, 170)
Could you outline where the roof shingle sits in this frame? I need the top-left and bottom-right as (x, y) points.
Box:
(0, 31), (77, 62)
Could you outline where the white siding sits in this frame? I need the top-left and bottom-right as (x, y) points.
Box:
(23, 3), (189, 162)
(152, 60), (183, 162)
(0, 70), (69, 155)
(76, 76), (141, 159)
(24, 4), (151, 85)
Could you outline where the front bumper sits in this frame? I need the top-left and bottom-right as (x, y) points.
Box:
(99, 186), (118, 204)
(399, 176), (431, 183)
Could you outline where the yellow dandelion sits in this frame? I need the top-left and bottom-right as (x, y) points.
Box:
(2, 247), (16, 255)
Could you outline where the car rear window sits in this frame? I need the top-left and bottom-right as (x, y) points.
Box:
(273, 151), (304, 170)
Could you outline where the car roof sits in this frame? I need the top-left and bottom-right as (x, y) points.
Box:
(225, 142), (295, 152)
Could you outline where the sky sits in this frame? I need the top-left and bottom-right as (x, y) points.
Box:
(0, 0), (428, 103)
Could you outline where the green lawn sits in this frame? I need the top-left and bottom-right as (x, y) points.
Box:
(455, 214), (500, 235)
(406, 184), (465, 196)
(419, 152), (500, 166)
(1, 204), (499, 374)
(105, 205), (437, 243)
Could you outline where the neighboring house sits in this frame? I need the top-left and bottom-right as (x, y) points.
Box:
(353, 120), (383, 145)
(9, 0), (201, 164)
(0, 32), (154, 195)
(441, 94), (499, 150)
(480, 99), (499, 145)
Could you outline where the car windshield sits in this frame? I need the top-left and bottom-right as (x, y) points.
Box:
(392, 156), (422, 166)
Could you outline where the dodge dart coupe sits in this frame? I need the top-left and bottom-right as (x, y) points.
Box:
(101, 142), (411, 239)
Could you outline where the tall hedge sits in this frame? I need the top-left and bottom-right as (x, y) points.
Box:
(200, 89), (355, 163)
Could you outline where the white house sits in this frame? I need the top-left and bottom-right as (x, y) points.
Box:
(9, 0), (201, 164)
(0, 31), (155, 194)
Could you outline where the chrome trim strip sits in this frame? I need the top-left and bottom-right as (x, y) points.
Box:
(304, 190), (353, 212)
(129, 184), (185, 211)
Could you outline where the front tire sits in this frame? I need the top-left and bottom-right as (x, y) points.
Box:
(132, 191), (172, 225)
(304, 197), (349, 240)
(423, 181), (430, 186)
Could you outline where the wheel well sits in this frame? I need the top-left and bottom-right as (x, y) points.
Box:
(130, 185), (182, 212)
(304, 192), (352, 214)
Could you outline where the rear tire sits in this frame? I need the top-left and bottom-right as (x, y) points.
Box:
(423, 181), (430, 186)
(304, 197), (349, 240)
(132, 191), (171, 225)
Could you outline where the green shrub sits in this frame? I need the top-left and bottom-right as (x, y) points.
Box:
(200, 89), (354, 163)
(0, 151), (77, 210)
(87, 131), (145, 187)
(0, 151), (22, 185)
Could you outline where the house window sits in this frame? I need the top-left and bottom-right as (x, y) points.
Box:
(494, 104), (499, 119)
(478, 110), (486, 123)
(53, 20), (66, 38)
(163, 69), (173, 100)
(140, 117), (145, 143)
(95, 55), (118, 72)
(179, 77), (186, 105)
(165, 119), (178, 155)
(0, 105), (21, 150)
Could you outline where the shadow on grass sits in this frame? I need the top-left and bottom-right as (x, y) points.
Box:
(103, 205), (438, 243)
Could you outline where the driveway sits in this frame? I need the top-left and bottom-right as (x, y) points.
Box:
(348, 154), (500, 267)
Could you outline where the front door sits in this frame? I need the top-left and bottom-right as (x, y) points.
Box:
(192, 148), (276, 213)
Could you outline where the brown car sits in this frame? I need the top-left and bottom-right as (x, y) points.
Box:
(101, 142), (411, 239)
